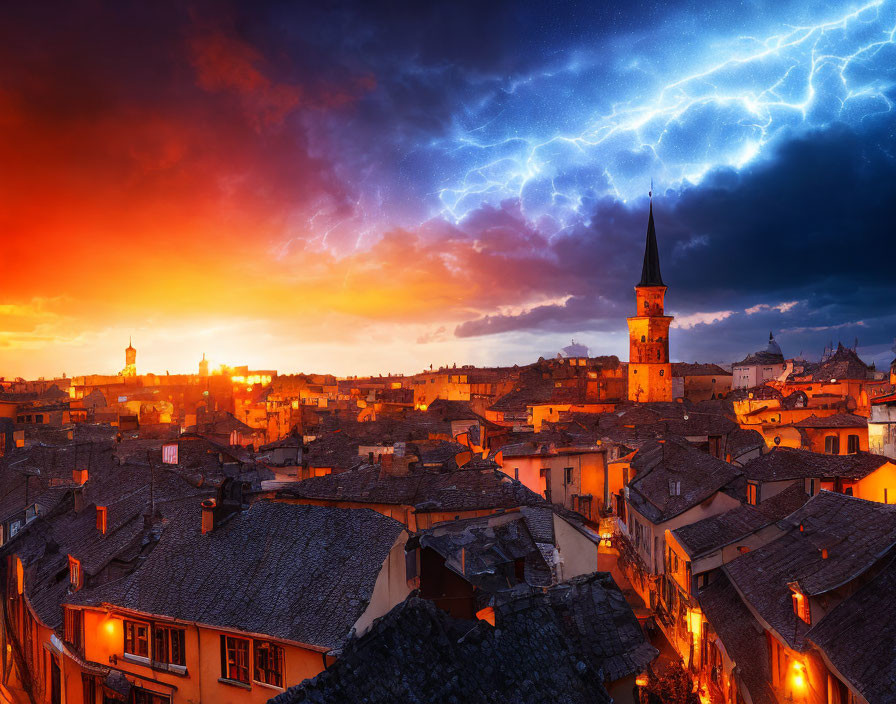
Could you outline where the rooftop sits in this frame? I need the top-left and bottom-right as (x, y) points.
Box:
(68, 501), (406, 651)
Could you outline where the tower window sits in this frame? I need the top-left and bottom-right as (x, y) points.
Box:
(659, 369), (665, 376)
(641, 335), (646, 343)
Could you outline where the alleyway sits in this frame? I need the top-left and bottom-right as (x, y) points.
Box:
(597, 543), (681, 674)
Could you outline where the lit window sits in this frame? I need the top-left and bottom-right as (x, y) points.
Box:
(162, 444), (179, 464)
(221, 635), (250, 683)
(124, 620), (150, 658)
(253, 640), (284, 688)
(746, 482), (759, 505)
(68, 555), (82, 590)
(96, 506), (107, 534)
(791, 590), (811, 624)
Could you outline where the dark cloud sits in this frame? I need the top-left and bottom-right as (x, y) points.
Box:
(450, 117), (896, 363)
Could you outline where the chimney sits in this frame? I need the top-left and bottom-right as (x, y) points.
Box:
(73, 486), (86, 513)
(201, 498), (217, 534)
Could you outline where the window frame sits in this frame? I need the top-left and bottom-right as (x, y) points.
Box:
(68, 555), (82, 591)
(124, 619), (151, 659)
(253, 640), (285, 689)
(153, 624), (186, 667)
(220, 635), (250, 684)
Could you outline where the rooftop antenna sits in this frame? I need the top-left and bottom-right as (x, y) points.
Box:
(649, 178), (653, 200)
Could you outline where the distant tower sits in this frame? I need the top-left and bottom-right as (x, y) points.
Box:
(199, 353), (209, 378)
(122, 337), (137, 377)
(627, 197), (673, 402)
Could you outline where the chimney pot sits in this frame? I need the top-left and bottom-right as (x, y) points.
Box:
(201, 498), (217, 534)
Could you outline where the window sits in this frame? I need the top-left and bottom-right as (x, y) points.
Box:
(514, 467), (519, 480)
(96, 506), (107, 534)
(668, 480), (681, 496)
(253, 640), (284, 688)
(564, 467), (573, 485)
(124, 620), (150, 658)
(824, 435), (840, 454)
(161, 444), (178, 464)
(847, 434), (859, 454)
(808, 479), (816, 496)
(221, 635), (250, 684)
(746, 482), (759, 505)
(81, 674), (97, 704)
(153, 626), (186, 666)
(659, 368), (665, 376)
(132, 687), (171, 704)
(65, 608), (83, 651)
(641, 336), (646, 343)
(791, 591), (811, 624)
(68, 556), (82, 591)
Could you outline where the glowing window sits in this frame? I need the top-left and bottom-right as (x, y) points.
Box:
(96, 506), (107, 534)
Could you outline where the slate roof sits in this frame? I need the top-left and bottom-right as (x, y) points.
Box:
(672, 483), (808, 559)
(727, 427), (766, 458)
(792, 413), (867, 429)
(270, 573), (655, 704)
(416, 511), (553, 590)
(626, 437), (742, 524)
(806, 555), (896, 703)
(741, 447), (889, 482)
(811, 344), (870, 381)
(672, 505), (770, 559)
(277, 465), (547, 514)
(725, 492), (896, 649)
(698, 573), (777, 704)
(68, 502), (406, 650)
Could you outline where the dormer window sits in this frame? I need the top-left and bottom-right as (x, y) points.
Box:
(68, 555), (82, 591)
(791, 588), (811, 624)
(669, 480), (681, 496)
(96, 506), (107, 534)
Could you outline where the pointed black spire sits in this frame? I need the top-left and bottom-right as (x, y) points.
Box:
(637, 199), (664, 287)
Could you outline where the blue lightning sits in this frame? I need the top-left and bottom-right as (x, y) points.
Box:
(435, 0), (896, 228)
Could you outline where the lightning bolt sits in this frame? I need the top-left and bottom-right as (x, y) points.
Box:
(435, 0), (896, 226)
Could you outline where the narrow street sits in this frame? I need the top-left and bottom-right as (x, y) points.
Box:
(597, 542), (681, 674)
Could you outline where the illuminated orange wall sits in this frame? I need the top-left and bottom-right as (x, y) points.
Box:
(76, 607), (329, 704)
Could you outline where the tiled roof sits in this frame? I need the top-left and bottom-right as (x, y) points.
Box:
(741, 447), (888, 482)
(725, 492), (896, 649)
(627, 437), (742, 524)
(792, 413), (867, 428)
(672, 504), (770, 558)
(811, 344), (870, 381)
(270, 572), (655, 704)
(277, 466), (547, 514)
(806, 556), (896, 703)
(68, 502), (405, 650)
(416, 511), (553, 590)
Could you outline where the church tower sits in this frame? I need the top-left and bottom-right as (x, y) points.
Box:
(627, 198), (673, 402)
(122, 337), (137, 377)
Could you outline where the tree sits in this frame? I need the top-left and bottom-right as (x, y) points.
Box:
(644, 664), (700, 704)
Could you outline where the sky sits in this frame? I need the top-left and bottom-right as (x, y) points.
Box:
(2, 0), (896, 378)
